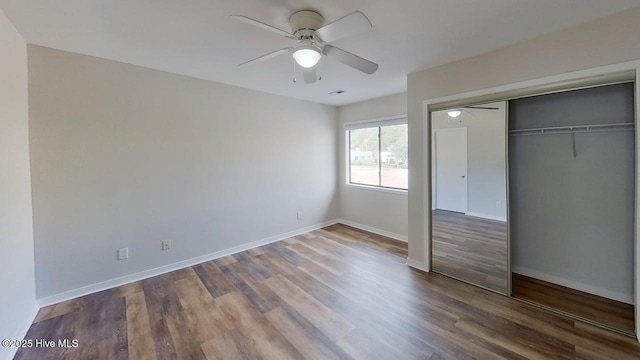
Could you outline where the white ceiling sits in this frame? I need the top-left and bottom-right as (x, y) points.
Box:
(2, 0), (640, 106)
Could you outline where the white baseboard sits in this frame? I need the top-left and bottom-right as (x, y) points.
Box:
(464, 211), (507, 222)
(37, 219), (339, 308)
(512, 265), (634, 304)
(406, 258), (430, 273)
(335, 220), (415, 276)
(1, 303), (39, 360)
(337, 219), (408, 242)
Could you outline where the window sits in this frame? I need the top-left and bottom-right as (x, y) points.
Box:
(347, 118), (408, 190)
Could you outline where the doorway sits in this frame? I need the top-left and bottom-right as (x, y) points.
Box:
(434, 128), (467, 213)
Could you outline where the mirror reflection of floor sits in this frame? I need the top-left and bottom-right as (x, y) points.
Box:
(432, 209), (508, 294)
(512, 274), (635, 334)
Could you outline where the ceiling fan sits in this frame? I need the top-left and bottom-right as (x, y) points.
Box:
(231, 10), (378, 84)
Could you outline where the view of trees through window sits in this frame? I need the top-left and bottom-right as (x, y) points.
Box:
(349, 123), (408, 189)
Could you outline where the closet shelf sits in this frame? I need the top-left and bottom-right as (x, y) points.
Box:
(508, 122), (635, 137)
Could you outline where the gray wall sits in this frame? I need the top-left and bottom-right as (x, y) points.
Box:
(28, 45), (339, 299)
(337, 92), (408, 239)
(0, 8), (36, 359)
(432, 102), (507, 221)
(509, 84), (635, 302)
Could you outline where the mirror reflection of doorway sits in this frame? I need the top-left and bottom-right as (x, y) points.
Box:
(431, 102), (509, 294)
(434, 128), (467, 213)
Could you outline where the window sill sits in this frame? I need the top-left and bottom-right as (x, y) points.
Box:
(344, 183), (408, 195)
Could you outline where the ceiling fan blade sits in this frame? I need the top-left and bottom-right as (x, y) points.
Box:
(231, 15), (295, 39)
(323, 45), (378, 74)
(315, 11), (372, 43)
(238, 47), (292, 67)
(303, 67), (317, 84)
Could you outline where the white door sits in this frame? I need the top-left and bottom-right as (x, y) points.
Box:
(435, 128), (468, 213)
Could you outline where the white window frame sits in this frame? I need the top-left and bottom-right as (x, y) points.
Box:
(345, 115), (408, 192)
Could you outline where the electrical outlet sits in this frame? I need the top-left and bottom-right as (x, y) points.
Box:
(296, 211), (303, 220)
(162, 240), (171, 251)
(496, 201), (501, 208)
(117, 248), (129, 260)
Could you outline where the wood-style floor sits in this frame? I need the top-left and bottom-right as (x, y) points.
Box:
(512, 273), (635, 334)
(432, 210), (508, 293)
(16, 224), (640, 360)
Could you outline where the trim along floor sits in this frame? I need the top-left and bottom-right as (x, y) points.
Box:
(15, 224), (640, 359)
(512, 273), (635, 334)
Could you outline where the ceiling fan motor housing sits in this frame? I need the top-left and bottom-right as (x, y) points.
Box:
(290, 10), (324, 39)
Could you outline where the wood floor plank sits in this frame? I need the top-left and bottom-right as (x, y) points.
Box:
(432, 210), (508, 293)
(265, 305), (352, 360)
(287, 242), (349, 276)
(263, 273), (354, 342)
(165, 311), (206, 360)
(337, 328), (412, 360)
(218, 261), (283, 313)
(200, 330), (257, 360)
(232, 251), (273, 280)
(172, 269), (234, 343)
(116, 282), (144, 298)
(192, 262), (234, 298)
(455, 318), (551, 359)
(106, 296), (129, 360)
(215, 291), (304, 359)
(125, 292), (157, 360)
(262, 242), (308, 267)
(15, 312), (71, 360)
(260, 252), (442, 358)
(297, 260), (386, 314)
(148, 318), (178, 360)
(212, 255), (237, 267)
(513, 273), (635, 333)
(14, 223), (640, 360)
(34, 299), (83, 323)
(141, 274), (183, 325)
(74, 338), (112, 360)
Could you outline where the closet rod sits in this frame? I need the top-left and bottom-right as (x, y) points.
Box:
(509, 122), (635, 137)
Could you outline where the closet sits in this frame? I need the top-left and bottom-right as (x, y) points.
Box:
(508, 83), (635, 334)
(429, 78), (637, 336)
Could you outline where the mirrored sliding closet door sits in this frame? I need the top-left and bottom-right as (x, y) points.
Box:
(430, 101), (509, 294)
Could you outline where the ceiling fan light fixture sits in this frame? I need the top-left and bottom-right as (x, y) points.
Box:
(448, 110), (462, 118)
(292, 47), (321, 68)
(233, 10), (377, 79)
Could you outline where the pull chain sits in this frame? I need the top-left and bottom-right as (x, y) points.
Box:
(292, 60), (297, 83)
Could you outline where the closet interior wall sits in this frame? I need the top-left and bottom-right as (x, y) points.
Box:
(508, 83), (635, 330)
